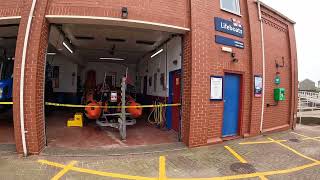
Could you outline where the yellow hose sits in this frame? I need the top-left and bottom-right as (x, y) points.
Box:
(148, 101), (166, 126)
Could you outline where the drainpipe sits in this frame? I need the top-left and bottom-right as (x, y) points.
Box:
(20, 0), (37, 157)
(257, 0), (266, 133)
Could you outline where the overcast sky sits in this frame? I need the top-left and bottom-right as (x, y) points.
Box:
(261, 0), (320, 83)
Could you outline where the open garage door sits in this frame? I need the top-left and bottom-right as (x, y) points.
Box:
(44, 23), (184, 149)
(0, 23), (19, 145)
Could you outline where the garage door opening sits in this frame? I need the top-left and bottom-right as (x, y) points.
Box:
(44, 23), (183, 149)
(0, 24), (19, 145)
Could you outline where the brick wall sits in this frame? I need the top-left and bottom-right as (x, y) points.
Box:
(46, 0), (190, 29)
(6, 0), (297, 153)
(13, 0), (50, 154)
(0, 0), (21, 17)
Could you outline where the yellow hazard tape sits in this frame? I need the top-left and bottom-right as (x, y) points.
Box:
(45, 102), (181, 109)
(0, 101), (181, 109)
(0, 102), (13, 105)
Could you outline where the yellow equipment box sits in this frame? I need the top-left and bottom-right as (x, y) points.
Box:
(67, 113), (83, 127)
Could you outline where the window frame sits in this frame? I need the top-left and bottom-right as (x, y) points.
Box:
(220, 0), (241, 16)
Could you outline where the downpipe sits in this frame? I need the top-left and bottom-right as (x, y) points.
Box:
(257, 0), (266, 133)
(20, 0), (37, 157)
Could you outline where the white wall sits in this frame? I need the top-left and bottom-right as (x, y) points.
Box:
(137, 36), (182, 97)
(49, 54), (78, 93)
(81, 62), (136, 87)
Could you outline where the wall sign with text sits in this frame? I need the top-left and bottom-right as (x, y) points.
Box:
(215, 35), (244, 49)
(210, 76), (223, 101)
(214, 17), (244, 38)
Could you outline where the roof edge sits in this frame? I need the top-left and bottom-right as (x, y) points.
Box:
(256, 0), (296, 24)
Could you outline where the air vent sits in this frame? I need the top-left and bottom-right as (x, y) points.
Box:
(75, 36), (95, 40)
(136, 40), (156, 45)
(106, 38), (126, 42)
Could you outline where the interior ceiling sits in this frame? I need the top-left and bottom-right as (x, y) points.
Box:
(0, 24), (19, 56)
(54, 24), (173, 64)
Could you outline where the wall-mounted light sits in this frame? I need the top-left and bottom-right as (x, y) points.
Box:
(151, 49), (164, 58)
(47, 52), (57, 56)
(99, 57), (125, 61)
(231, 53), (238, 63)
(122, 7), (128, 19)
(63, 41), (74, 54)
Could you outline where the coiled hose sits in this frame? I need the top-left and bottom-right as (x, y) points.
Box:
(148, 101), (166, 127)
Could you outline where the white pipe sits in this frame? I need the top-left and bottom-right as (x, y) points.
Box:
(257, 0), (266, 133)
(20, 0), (37, 157)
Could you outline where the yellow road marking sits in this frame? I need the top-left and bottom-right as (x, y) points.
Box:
(51, 161), (77, 180)
(239, 140), (287, 145)
(268, 138), (319, 162)
(224, 146), (247, 163)
(38, 158), (320, 180)
(259, 175), (269, 180)
(292, 132), (320, 142)
(224, 146), (268, 180)
(303, 137), (320, 140)
(38, 160), (156, 180)
(159, 156), (167, 180)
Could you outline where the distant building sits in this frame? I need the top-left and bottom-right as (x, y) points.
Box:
(299, 79), (316, 91)
(318, 81), (320, 88)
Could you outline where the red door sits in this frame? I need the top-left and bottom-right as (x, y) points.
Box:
(172, 71), (181, 132)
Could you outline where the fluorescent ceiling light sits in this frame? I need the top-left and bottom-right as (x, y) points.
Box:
(151, 49), (163, 58)
(47, 52), (57, 56)
(99, 57), (125, 61)
(63, 41), (74, 54)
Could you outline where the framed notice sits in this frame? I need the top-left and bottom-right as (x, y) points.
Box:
(254, 75), (263, 97)
(210, 76), (223, 101)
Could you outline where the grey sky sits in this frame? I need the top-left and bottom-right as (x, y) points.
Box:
(261, 0), (320, 83)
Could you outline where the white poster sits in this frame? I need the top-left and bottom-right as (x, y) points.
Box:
(210, 76), (223, 100)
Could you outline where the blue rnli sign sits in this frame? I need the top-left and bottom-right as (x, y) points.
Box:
(215, 35), (244, 49)
(214, 17), (244, 38)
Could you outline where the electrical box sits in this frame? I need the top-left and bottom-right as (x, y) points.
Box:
(274, 88), (285, 101)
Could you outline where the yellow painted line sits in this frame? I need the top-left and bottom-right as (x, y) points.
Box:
(38, 158), (320, 180)
(38, 160), (66, 168)
(169, 161), (320, 180)
(224, 146), (247, 163)
(292, 132), (320, 142)
(259, 175), (269, 180)
(39, 159), (156, 180)
(303, 137), (320, 140)
(0, 102), (13, 105)
(51, 161), (77, 180)
(239, 140), (287, 145)
(159, 156), (167, 180)
(268, 138), (319, 162)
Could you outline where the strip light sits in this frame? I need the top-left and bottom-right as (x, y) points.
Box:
(99, 57), (125, 61)
(63, 41), (74, 54)
(47, 52), (57, 56)
(151, 49), (163, 58)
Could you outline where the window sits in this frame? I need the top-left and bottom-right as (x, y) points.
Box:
(220, 0), (240, 15)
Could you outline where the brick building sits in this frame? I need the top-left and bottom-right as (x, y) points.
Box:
(0, 0), (297, 155)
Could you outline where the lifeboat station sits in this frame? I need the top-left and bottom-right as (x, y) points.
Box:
(0, 0), (297, 156)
